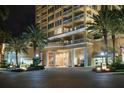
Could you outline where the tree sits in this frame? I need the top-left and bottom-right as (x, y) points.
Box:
(23, 25), (47, 66)
(87, 10), (112, 65)
(0, 6), (9, 21)
(5, 37), (28, 67)
(0, 5), (11, 43)
(106, 9), (123, 63)
(0, 6), (9, 37)
(0, 31), (11, 43)
(0, 6), (10, 63)
(88, 6), (122, 64)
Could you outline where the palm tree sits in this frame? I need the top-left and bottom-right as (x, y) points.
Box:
(0, 6), (10, 43)
(88, 6), (122, 64)
(0, 6), (9, 21)
(23, 25), (47, 66)
(0, 31), (11, 43)
(5, 37), (28, 67)
(0, 6), (9, 63)
(101, 5), (121, 11)
(0, 6), (9, 33)
(87, 10), (112, 65)
(106, 9), (123, 63)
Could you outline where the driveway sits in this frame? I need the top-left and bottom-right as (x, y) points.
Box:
(0, 67), (124, 88)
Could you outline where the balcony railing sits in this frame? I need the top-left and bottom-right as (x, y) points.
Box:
(75, 25), (85, 30)
(74, 13), (84, 20)
(63, 18), (72, 24)
(42, 13), (47, 18)
(48, 27), (87, 40)
(46, 38), (91, 48)
(46, 42), (64, 48)
(63, 9), (72, 15)
(64, 38), (90, 45)
(74, 5), (82, 10)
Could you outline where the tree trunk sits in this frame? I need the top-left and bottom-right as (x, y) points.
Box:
(112, 34), (116, 63)
(33, 41), (37, 65)
(15, 51), (19, 67)
(103, 29), (108, 66)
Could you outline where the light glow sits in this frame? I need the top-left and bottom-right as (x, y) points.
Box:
(100, 52), (105, 56)
(96, 67), (101, 71)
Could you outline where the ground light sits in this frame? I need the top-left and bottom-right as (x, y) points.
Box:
(100, 51), (107, 70)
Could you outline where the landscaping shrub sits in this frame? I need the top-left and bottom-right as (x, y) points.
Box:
(33, 57), (41, 66)
(110, 56), (124, 70)
(27, 65), (45, 71)
(0, 60), (8, 68)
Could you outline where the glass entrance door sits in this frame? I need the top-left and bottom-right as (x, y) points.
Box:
(56, 52), (69, 67)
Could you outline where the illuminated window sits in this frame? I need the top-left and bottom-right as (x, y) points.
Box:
(55, 28), (62, 34)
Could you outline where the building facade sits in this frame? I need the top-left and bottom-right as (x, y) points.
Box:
(35, 5), (124, 67)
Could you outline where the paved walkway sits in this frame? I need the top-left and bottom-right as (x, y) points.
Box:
(0, 67), (124, 88)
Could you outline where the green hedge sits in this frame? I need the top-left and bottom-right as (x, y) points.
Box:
(0, 60), (8, 68)
(110, 56), (124, 70)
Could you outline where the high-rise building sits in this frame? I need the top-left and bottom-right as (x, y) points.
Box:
(35, 5), (124, 67)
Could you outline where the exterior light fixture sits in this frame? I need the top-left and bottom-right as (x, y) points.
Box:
(36, 54), (39, 57)
(96, 67), (101, 71)
(100, 52), (105, 56)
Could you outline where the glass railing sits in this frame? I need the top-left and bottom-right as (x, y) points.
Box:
(42, 13), (47, 18)
(74, 13), (84, 20)
(47, 38), (90, 47)
(63, 9), (72, 15)
(42, 6), (47, 9)
(75, 25), (85, 30)
(48, 26), (86, 38)
(48, 32), (54, 37)
(63, 18), (72, 24)
(74, 5), (82, 10)
(64, 38), (90, 45)
(47, 42), (63, 46)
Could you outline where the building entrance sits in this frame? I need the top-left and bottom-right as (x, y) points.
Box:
(56, 52), (69, 67)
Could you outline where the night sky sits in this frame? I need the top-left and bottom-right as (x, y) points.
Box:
(5, 5), (35, 36)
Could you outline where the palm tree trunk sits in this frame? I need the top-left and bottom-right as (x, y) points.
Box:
(103, 29), (108, 66)
(112, 34), (116, 63)
(15, 51), (19, 67)
(33, 41), (37, 65)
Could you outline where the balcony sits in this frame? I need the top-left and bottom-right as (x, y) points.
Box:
(63, 18), (72, 24)
(42, 13), (47, 18)
(75, 25), (85, 30)
(64, 38), (90, 45)
(63, 9), (72, 15)
(45, 42), (64, 48)
(48, 27), (87, 40)
(74, 13), (84, 20)
(74, 5), (82, 10)
(45, 38), (92, 49)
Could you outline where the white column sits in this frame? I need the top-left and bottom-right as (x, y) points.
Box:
(70, 49), (75, 67)
(46, 51), (49, 67)
(53, 51), (56, 66)
(84, 47), (88, 67)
